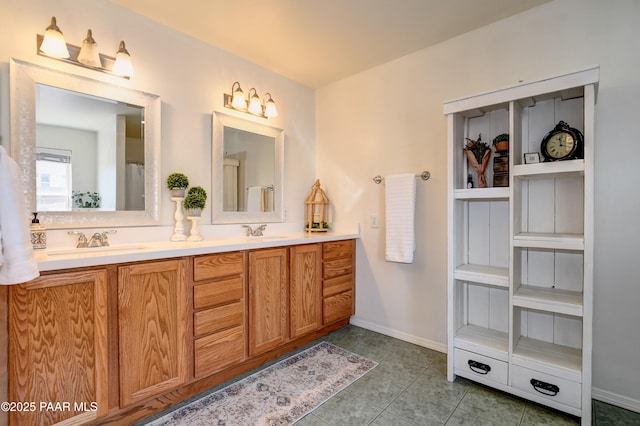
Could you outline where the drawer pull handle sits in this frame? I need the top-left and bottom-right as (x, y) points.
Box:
(468, 359), (491, 375)
(530, 378), (560, 396)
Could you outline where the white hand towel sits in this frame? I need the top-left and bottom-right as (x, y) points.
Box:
(385, 174), (416, 264)
(0, 146), (40, 284)
(247, 186), (263, 213)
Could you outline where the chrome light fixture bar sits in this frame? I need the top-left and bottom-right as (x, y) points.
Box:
(37, 16), (134, 79)
(224, 81), (278, 118)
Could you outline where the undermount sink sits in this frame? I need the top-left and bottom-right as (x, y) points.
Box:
(46, 244), (150, 257)
(243, 235), (288, 242)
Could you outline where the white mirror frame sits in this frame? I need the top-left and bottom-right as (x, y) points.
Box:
(212, 111), (284, 224)
(9, 58), (161, 228)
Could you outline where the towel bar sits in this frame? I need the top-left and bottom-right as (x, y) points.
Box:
(373, 171), (430, 184)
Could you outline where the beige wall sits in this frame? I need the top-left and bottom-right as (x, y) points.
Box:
(316, 0), (640, 410)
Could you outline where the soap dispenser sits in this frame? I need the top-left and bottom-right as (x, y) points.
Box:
(30, 212), (46, 250)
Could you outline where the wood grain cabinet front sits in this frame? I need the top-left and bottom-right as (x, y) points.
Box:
(248, 247), (288, 357)
(322, 240), (355, 325)
(290, 243), (322, 339)
(192, 252), (246, 378)
(118, 259), (189, 407)
(8, 269), (109, 425)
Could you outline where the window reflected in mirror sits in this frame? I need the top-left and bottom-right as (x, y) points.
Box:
(35, 84), (145, 212)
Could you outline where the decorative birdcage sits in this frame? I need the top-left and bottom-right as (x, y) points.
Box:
(305, 179), (330, 232)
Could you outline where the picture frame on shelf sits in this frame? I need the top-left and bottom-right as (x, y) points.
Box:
(524, 152), (541, 164)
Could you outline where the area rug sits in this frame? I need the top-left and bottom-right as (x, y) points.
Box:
(145, 342), (377, 426)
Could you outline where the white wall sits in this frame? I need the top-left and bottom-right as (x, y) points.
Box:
(0, 0), (316, 227)
(316, 0), (640, 411)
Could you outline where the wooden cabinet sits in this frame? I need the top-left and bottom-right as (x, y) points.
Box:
(118, 259), (188, 406)
(248, 247), (288, 356)
(193, 252), (246, 377)
(445, 67), (597, 424)
(322, 240), (355, 325)
(8, 269), (109, 425)
(290, 243), (322, 338)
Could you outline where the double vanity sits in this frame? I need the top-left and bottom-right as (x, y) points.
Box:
(4, 58), (357, 425)
(6, 232), (357, 425)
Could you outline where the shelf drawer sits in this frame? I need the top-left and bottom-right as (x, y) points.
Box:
(511, 365), (581, 409)
(323, 274), (353, 297)
(194, 325), (245, 377)
(194, 277), (243, 310)
(194, 252), (244, 281)
(453, 348), (508, 385)
(323, 240), (354, 260)
(323, 290), (353, 324)
(194, 301), (243, 338)
(323, 257), (353, 279)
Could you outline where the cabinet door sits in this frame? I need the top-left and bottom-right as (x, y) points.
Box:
(118, 259), (188, 406)
(9, 270), (109, 425)
(290, 243), (322, 338)
(248, 248), (288, 356)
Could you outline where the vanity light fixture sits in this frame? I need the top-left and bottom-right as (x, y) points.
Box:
(37, 16), (134, 79)
(224, 81), (278, 118)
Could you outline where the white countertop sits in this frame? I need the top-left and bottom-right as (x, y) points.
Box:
(34, 230), (359, 272)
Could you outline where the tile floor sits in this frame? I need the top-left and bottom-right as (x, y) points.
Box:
(296, 325), (639, 426)
(141, 325), (640, 425)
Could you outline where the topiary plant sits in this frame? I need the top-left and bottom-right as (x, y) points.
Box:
(492, 133), (509, 145)
(166, 172), (189, 190)
(183, 186), (207, 210)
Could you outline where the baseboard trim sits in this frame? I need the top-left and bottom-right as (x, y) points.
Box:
(349, 317), (447, 353)
(593, 387), (640, 414)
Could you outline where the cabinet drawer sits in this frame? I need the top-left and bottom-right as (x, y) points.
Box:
(194, 301), (244, 337)
(454, 348), (508, 385)
(323, 290), (353, 324)
(323, 240), (353, 260)
(511, 365), (581, 409)
(194, 252), (244, 281)
(194, 277), (243, 309)
(194, 325), (245, 377)
(323, 257), (353, 279)
(323, 274), (353, 297)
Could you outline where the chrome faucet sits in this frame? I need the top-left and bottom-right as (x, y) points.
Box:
(243, 224), (267, 237)
(68, 231), (88, 248)
(68, 230), (116, 248)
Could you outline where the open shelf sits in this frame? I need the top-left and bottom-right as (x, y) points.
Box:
(513, 285), (583, 317)
(513, 233), (584, 250)
(454, 187), (510, 200)
(513, 160), (584, 178)
(512, 336), (582, 383)
(454, 325), (509, 362)
(454, 264), (509, 287)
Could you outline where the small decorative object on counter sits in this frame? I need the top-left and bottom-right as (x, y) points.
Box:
(467, 174), (474, 188)
(305, 179), (330, 232)
(166, 172), (189, 197)
(464, 134), (491, 188)
(540, 120), (584, 162)
(30, 212), (46, 249)
(167, 172), (190, 242)
(492, 133), (510, 153)
(184, 186), (207, 242)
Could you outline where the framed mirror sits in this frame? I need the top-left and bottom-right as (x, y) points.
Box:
(212, 111), (284, 224)
(10, 59), (161, 228)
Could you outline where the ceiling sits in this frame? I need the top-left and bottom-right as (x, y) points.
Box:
(110, 0), (551, 89)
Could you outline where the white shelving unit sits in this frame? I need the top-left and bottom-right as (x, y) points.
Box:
(445, 66), (598, 425)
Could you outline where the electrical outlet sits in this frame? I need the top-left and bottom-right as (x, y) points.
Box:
(370, 214), (379, 228)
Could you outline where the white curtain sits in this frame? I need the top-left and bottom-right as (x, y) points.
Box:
(125, 163), (145, 210)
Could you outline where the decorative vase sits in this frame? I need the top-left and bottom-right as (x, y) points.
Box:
(494, 141), (509, 153)
(170, 188), (186, 198)
(170, 197), (187, 241)
(186, 212), (203, 242)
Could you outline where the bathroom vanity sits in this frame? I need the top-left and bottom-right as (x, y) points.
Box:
(4, 234), (356, 425)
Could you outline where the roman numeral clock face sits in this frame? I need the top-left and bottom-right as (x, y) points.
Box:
(540, 121), (583, 162)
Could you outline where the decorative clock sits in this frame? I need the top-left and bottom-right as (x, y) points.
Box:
(540, 120), (583, 162)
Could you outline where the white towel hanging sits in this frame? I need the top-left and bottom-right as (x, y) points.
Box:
(0, 146), (40, 284)
(384, 173), (416, 263)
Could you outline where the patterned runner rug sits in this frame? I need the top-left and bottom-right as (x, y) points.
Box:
(145, 342), (377, 425)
